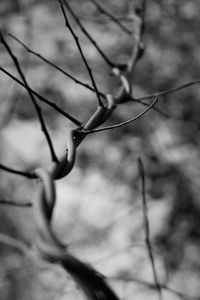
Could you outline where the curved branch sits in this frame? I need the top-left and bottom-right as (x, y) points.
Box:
(82, 96), (158, 133)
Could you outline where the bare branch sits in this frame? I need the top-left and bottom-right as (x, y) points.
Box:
(62, 0), (115, 68)
(1, 3), (198, 299)
(5, 34), (168, 118)
(0, 163), (35, 178)
(0, 32), (59, 163)
(118, 94), (169, 118)
(161, 284), (198, 300)
(82, 96), (158, 133)
(59, 0), (104, 107)
(8, 32), (106, 100)
(138, 157), (162, 300)
(89, 0), (132, 35)
(126, 0), (146, 82)
(0, 199), (32, 207)
(0, 233), (30, 255)
(135, 78), (200, 101)
(0, 66), (81, 125)
(110, 275), (198, 300)
(113, 0), (146, 108)
(78, 14), (133, 24)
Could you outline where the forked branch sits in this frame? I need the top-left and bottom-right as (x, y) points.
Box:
(63, 0), (115, 68)
(0, 32), (59, 163)
(0, 66), (81, 125)
(82, 96), (158, 133)
(59, 0), (104, 107)
(8, 32), (106, 100)
(89, 0), (132, 35)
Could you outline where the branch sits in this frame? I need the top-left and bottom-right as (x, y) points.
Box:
(8, 32), (167, 119)
(0, 199), (32, 207)
(6, 35), (168, 117)
(82, 96), (158, 133)
(120, 94), (169, 118)
(8, 32), (106, 100)
(0, 163), (35, 178)
(59, 0), (104, 107)
(0, 66), (81, 125)
(135, 78), (200, 101)
(113, 0), (146, 107)
(89, 0), (132, 35)
(161, 285), (198, 300)
(62, 0), (115, 68)
(110, 276), (198, 300)
(0, 233), (30, 255)
(0, 32), (59, 163)
(0, 63), (166, 121)
(138, 157), (162, 300)
(126, 0), (146, 82)
(79, 14), (132, 24)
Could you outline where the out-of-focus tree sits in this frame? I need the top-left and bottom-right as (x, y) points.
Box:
(0, 1), (200, 300)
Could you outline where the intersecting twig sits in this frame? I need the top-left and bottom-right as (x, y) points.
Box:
(8, 32), (106, 100)
(59, 0), (104, 107)
(1, 1), (199, 299)
(0, 66), (81, 125)
(63, 0), (115, 68)
(82, 96), (158, 133)
(0, 32), (59, 163)
(138, 157), (162, 300)
(131, 96), (169, 118)
(89, 0), (132, 35)
(3, 34), (167, 118)
(110, 275), (198, 300)
(0, 58), (165, 120)
(6, 32), (200, 107)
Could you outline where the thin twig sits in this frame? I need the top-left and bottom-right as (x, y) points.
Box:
(126, 0), (146, 82)
(0, 32), (59, 163)
(113, 0), (146, 107)
(0, 233), (30, 255)
(1, 62), (166, 119)
(110, 275), (158, 289)
(110, 276), (198, 300)
(0, 163), (35, 178)
(0, 199), (32, 207)
(79, 15), (132, 24)
(8, 32), (106, 100)
(62, 0), (115, 68)
(0, 66), (81, 125)
(124, 95), (169, 118)
(6, 34), (169, 118)
(93, 242), (145, 266)
(89, 0), (132, 35)
(138, 157), (162, 300)
(162, 284), (200, 300)
(82, 96), (158, 133)
(59, 0), (104, 107)
(135, 78), (200, 101)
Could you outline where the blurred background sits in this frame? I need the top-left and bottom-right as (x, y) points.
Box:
(0, 0), (200, 299)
